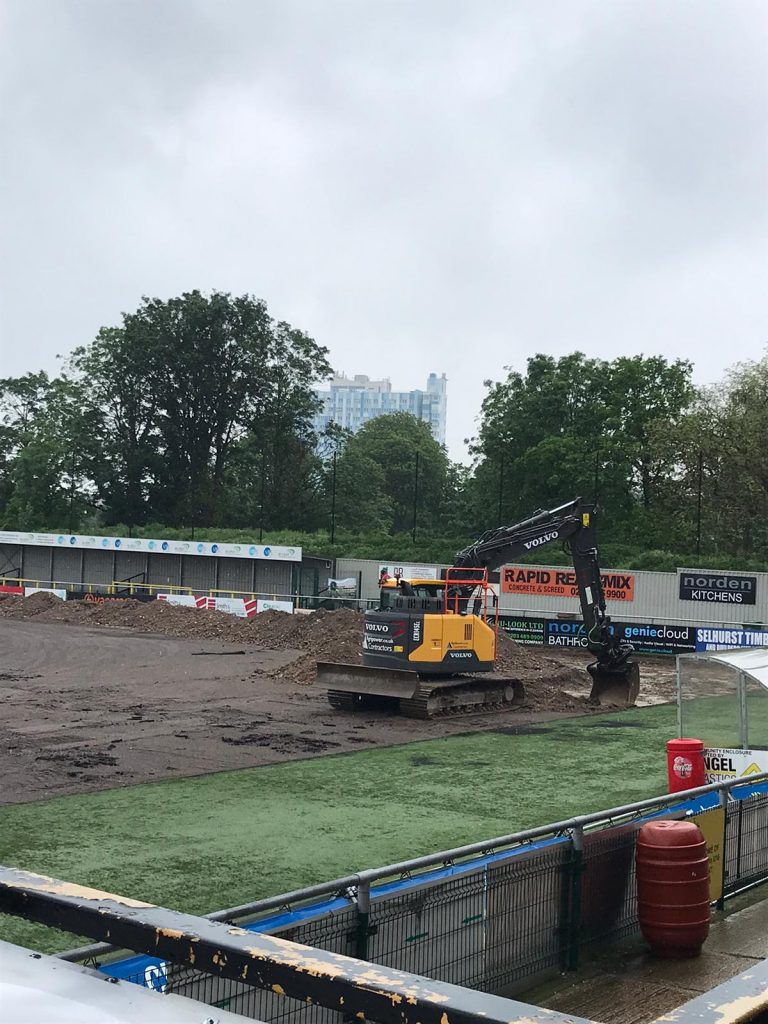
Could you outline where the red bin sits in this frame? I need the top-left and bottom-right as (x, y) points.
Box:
(666, 738), (705, 793)
(636, 820), (710, 958)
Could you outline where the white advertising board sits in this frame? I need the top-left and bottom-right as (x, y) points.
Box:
(378, 564), (438, 583)
(158, 594), (292, 617)
(0, 530), (301, 562)
(704, 747), (768, 783)
(24, 587), (66, 600)
(256, 599), (294, 614)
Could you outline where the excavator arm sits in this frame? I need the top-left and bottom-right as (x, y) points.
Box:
(452, 498), (639, 703)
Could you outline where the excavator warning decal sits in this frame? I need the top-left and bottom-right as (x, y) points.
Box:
(501, 566), (635, 601)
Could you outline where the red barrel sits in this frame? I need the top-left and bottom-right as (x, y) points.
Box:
(666, 738), (705, 793)
(636, 820), (710, 958)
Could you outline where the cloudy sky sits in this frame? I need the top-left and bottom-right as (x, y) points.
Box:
(1, 0), (766, 459)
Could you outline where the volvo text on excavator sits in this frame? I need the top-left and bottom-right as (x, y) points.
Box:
(316, 498), (640, 718)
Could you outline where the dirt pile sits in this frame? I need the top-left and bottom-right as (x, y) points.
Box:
(0, 592), (364, 651)
(0, 594), (594, 710)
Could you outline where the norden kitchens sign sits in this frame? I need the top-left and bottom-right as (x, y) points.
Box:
(679, 571), (757, 605)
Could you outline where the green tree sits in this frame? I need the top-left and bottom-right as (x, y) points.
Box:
(470, 353), (695, 542)
(71, 291), (332, 528)
(675, 355), (768, 559)
(335, 413), (449, 535)
(0, 373), (94, 530)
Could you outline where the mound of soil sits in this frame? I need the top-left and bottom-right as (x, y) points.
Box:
(0, 594), (593, 710)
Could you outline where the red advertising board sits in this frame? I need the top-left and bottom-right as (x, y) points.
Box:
(501, 566), (635, 602)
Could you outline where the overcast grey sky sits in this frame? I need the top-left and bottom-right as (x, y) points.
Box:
(1, 0), (766, 459)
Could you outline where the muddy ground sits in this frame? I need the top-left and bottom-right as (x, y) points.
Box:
(0, 595), (677, 804)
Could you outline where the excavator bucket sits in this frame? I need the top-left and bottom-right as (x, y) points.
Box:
(316, 662), (421, 701)
(587, 660), (641, 707)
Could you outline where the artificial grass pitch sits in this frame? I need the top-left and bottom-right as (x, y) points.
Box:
(0, 704), (676, 952)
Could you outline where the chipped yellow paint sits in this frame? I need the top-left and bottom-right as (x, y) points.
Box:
(212, 951), (228, 968)
(188, 945), (196, 965)
(358, 968), (403, 986)
(243, 944), (346, 980)
(440, 1013), (449, 1024)
(356, 1014), (365, 1020)
(240, 964), (248, 980)
(272, 984), (286, 997)
(156, 926), (185, 941)
(655, 990), (768, 1023)
(227, 926), (248, 936)
(4, 870), (152, 908)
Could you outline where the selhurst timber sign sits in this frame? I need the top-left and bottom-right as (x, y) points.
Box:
(679, 571), (756, 605)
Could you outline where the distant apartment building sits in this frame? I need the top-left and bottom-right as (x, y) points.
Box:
(313, 373), (448, 445)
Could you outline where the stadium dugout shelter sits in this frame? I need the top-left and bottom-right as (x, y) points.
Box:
(677, 647), (768, 781)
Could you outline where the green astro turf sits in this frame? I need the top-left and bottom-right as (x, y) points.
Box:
(0, 703), (683, 953)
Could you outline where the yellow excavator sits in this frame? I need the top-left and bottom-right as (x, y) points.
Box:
(316, 498), (640, 718)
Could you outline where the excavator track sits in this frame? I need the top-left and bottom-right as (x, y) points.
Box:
(397, 677), (525, 720)
(327, 689), (362, 712)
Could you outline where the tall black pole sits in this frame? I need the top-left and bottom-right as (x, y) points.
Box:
(412, 451), (420, 544)
(593, 451), (600, 504)
(330, 451), (337, 544)
(497, 452), (505, 523)
(259, 449), (266, 543)
(696, 450), (703, 556)
(68, 448), (76, 533)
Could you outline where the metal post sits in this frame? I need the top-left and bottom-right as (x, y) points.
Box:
(717, 786), (729, 911)
(695, 450), (703, 555)
(68, 449), (76, 533)
(259, 448), (266, 543)
(593, 451), (599, 504)
(497, 452), (504, 523)
(412, 450), (420, 543)
(567, 825), (584, 971)
(355, 879), (371, 961)
(738, 670), (748, 750)
(330, 451), (337, 544)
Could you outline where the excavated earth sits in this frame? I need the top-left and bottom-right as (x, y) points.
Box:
(0, 592), (676, 803)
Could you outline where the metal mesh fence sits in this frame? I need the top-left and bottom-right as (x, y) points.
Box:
(368, 868), (486, 988)
(580, 825), (639, 948)
(724, 792), (768, 895)
(483, 843), (570, 991)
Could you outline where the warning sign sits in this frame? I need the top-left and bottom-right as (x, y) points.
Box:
(501, 566), (635, 602)
(689, 806), (725, 902)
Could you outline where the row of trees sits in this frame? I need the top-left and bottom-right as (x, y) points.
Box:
(1, 289), (767, 566)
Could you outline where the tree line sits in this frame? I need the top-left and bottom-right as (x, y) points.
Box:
(1, 290), (767, 569)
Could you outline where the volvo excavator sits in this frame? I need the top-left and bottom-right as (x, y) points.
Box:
(316, 498), (640, 718)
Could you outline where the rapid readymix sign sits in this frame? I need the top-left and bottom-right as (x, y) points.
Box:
(679, 571), (757, 605)
(502, 566), (635, 602)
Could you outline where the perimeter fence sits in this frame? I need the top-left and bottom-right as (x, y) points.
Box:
(60, 773), (768, 1021)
